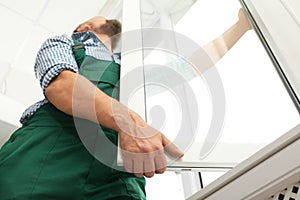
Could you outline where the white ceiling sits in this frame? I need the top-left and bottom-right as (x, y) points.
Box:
(0, 0), (124, 145)
(0, 0), (123, 107)
(0, 0), (123, 143)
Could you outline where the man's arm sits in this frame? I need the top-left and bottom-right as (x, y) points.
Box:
(203, 9), (252, 63)
(45, 70), (183, 178)
(191, 9), (252, 72)
(45, 70), (118, 130)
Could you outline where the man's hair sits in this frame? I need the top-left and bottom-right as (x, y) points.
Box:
(73, 19), (122, 51)
(94, 19), (121, 37)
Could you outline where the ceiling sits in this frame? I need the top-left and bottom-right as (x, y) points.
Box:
(0, 0), (116, 106)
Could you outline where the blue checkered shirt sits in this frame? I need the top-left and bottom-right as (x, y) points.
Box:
(20, 31), (121, 124)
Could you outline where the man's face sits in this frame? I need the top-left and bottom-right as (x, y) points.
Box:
(91, 18), (122, 51)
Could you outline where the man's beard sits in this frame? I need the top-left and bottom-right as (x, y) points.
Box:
(94, 19), (122, 51)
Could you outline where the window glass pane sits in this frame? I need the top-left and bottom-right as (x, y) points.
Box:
(141, 0), (299, 173)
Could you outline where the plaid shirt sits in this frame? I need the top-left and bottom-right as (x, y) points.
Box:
(20, 31), (121, 124)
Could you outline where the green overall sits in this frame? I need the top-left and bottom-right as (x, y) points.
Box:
(0, 41), (146, 200)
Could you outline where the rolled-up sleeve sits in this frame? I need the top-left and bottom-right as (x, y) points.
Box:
(34, 35), (79, 92)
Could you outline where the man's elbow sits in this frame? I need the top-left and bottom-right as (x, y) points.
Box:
(45, 71), (75, 114)
(45, 80), (60, 101)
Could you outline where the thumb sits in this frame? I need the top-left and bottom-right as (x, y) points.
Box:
(162, 134), (184, 159)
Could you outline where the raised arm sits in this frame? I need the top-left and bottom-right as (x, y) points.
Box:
(191, 9), (252, 73)
(204, 9), (252, 63)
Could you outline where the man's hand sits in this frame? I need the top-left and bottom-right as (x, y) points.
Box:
(238, 8), (252, 31)
(114, 107), (184, 178)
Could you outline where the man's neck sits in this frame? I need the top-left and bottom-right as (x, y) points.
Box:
(96, 33), (112, 52)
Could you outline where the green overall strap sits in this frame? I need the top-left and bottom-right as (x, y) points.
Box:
(71, 39), (120, 99)
(72, 39), (86, 67)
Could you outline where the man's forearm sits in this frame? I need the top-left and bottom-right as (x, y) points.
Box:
(45, 70), (122, 132)
(203, 21), (248, 63)
(191, 9), (251, 74)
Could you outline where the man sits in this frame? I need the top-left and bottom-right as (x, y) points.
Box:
(0, 9), (251, 199)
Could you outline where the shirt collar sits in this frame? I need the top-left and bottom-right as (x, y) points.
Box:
(72, 31), (122, 54)
(72, 31), (105, 47)
(71, 31), (121, 61)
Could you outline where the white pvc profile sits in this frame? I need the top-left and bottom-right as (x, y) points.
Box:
(187, 124), (300, 200)
(119, 0), (146, 120)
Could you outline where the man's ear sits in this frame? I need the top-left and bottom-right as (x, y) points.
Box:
(76, 24), (92, 32)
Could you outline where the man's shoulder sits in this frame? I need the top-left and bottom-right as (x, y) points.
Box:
(42, 34), (74, 46)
